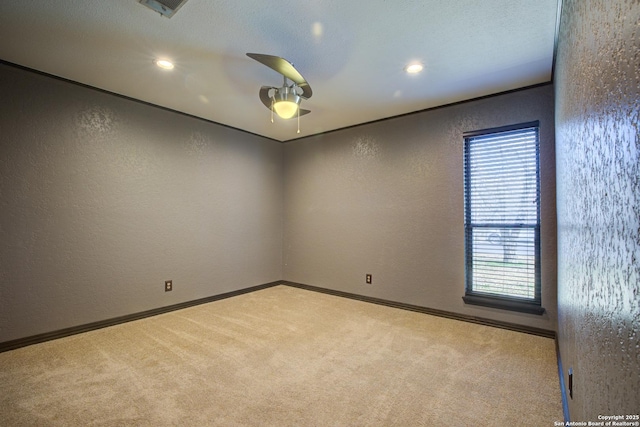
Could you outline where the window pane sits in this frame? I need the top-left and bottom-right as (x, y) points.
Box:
(467, 129), (539, 225)
(464, 123), (541, 305)
(471, 227), (536, 299)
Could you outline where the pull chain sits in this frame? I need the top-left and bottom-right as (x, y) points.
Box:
(297, 106), (300, 134)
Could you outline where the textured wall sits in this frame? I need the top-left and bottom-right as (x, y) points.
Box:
(555, 0), (640, 420)
(0, 64), (283, 342)
(283, 85), (557, 331)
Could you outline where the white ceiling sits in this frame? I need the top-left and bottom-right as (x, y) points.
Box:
(0, 0), (560, 142)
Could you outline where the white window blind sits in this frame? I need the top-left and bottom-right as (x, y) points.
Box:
(464, 123), (541, 304)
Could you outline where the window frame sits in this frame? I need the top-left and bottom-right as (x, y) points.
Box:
(462, 121), (545, 315)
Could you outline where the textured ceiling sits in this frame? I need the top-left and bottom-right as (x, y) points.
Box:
(0, 0), (560, 142)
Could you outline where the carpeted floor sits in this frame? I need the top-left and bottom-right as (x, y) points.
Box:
(0, 285), (563, 426)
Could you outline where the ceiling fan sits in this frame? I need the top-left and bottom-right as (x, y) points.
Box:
(246, 53), (312, 133)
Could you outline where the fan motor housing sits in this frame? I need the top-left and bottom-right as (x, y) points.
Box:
(273, 86), (301, 105)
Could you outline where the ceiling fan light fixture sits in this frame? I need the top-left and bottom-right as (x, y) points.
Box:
(247, 53), (312, 131)
(272, 88), (300, 119)
(274, 100), (299, 119)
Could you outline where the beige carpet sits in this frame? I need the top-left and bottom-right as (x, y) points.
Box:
(0, 285), (563, 426)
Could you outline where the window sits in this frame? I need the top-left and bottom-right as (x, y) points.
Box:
(463, 122), (544, 314)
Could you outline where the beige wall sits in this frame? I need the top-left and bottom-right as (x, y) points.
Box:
(555, 0), (640, 419)
(283, 84), (557, 331)
(0, 63), (284, 342)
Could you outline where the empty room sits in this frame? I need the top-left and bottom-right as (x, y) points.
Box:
(0, 0), (638, 425)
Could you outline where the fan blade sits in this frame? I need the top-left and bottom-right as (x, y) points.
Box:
(296, 84), (312, 100)
(247, 53), (313, 99)
(247, 53), (304, 83)
(259, 86), (274, 109)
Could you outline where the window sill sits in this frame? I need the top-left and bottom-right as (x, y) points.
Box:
(463, 294), (545, 315)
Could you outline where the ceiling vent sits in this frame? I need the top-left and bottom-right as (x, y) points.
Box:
(138, 0), (189, 18)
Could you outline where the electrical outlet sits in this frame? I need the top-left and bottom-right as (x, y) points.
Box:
(568, 368), (573, 399)
(366, 274), (372, 284)
(165, 280), (172, 292)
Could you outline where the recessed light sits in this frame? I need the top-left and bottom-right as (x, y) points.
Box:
(404, 62), (423, 74)
(154, 59), (174, 70)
